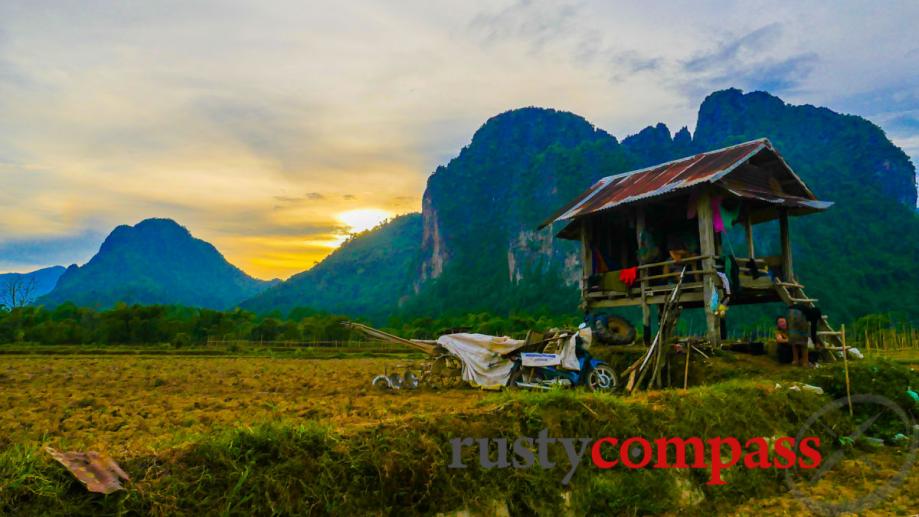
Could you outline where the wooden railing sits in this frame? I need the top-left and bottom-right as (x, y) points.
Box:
(585, 254), (781, 308)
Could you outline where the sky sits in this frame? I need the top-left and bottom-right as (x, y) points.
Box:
(1, 1), (917, 279)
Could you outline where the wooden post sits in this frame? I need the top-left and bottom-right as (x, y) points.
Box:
(636, 208), (651, 346)
(744, 212), (755, 258)
(696, 189), (720, 347)
(579, 219), (592, 310)
(779, 208), (793, 282)
(842, 324), (853, 416)
(683, 344), (691, 390)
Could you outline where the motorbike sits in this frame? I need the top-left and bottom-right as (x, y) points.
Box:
(506, 332), (618, 392)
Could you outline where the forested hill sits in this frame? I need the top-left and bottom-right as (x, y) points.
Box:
(39, 218), (275, 310)
(240, 213), (422, 320)
(685, 89), (919, 322)
(246, 88), (919, 324)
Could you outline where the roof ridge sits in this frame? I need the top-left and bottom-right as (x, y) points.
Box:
(601, 137), (771, 182)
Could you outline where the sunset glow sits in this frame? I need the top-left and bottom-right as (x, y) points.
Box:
(1, 2), (916, 281)
(337, 208), (392, 235)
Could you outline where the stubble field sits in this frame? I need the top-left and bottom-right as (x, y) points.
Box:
(1, 352), (917, 515)
(0, 355), (488, 455)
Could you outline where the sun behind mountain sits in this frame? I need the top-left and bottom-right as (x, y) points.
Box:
(337, 208), (392, 234)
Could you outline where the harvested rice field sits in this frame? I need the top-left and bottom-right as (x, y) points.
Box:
(1, 353), (917, 515)
(0, 356), (489, 454)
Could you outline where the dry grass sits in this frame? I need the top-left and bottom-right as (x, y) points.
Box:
(0, 356), (490, 456)
(729, 447), (919, 516)
(1, 353), (916, 515)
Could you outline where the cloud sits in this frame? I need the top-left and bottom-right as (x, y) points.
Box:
(1, 0), (917, 275)
(273, 192), (326, 204)
(677, 24), (819, 97)
(607, 51), (662, 82)
(191, 94), (322, 175)
(684, 23), (783, 73)
(0, 230), (105, 272)
(468, 0), (584, 52)
(740, 53), (820, 93)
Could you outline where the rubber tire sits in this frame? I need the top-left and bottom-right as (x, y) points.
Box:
(595, 314), (636, 345)
(586, 364), (618, 392)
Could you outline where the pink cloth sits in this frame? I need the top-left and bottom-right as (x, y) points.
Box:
(711, 195), (725, 232)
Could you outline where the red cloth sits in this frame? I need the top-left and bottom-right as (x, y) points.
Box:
(619, 266), (638, 287)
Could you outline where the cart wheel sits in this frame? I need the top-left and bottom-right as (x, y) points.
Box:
(403, 371), (420, 390)
(372, 374), (393, 391)
(388, 373), (403, 389)
(586, 364), (618, 392)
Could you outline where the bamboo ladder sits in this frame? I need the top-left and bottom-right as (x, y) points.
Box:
(771, 279), (845, 360)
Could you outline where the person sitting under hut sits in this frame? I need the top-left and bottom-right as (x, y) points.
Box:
(787, 307), (811, 367)
(775, 316), (789, 360)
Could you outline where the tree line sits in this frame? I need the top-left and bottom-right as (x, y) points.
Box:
(2, 301), (910, 347)
(0, 303), (581, 346)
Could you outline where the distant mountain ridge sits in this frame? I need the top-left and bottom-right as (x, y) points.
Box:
(39, 218), (275, 309)
(245, 88), (919, 324)
(0, 265), (66, 307)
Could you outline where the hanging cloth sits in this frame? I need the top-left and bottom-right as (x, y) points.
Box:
(711, 196), (725, 232)
(619, 266), (638, 288)
(722, 236), (743, 296)
(716, 271), (731, 295)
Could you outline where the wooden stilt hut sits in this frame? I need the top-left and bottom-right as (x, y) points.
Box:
(540, 138), (838, 348)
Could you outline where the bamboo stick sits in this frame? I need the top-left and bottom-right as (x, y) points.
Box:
(842, 324), (853, 417)
(683, 343), (691, 390)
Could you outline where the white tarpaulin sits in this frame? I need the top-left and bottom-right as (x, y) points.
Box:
(436, 333), (525, 387)
(559, 334), (580, 371)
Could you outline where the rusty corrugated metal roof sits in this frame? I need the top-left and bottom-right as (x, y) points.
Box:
(543, 139), (778, 227)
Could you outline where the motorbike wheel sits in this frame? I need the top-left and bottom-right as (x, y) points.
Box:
(586, 364), (618, 392)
